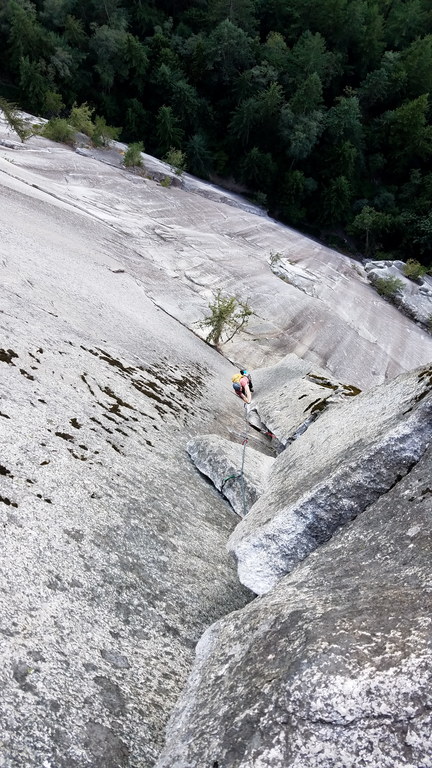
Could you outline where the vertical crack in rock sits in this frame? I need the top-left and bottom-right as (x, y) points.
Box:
(156, 445), (432, 768)
(228, 365), (432, 595)
(187, 435), (275, 518)
(245, 354), (362, 451)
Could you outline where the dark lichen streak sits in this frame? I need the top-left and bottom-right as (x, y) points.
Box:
(310, 398), (330, 415)
(0, 495), (18, 508)
(307, 373), (338, 390)
(55, 432), (75, 442)
(81, 373), (96, 397)
(95, 348), (136, 375)
(68, 449), (88, 461)
(101, 386), (136, 410)
(304, 398), (322, 413)
(89, 416), (113, 434)
(131, 378), (178, 412)
(0, 349), (18, 365)
(20, 368), (35, 380)
(343, 384), (362, 396)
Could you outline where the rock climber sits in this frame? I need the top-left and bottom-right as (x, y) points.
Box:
(232, 371), (252, 404)
(240, 369), (254, 393)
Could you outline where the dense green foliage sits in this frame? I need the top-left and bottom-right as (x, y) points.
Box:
(1, 0), (431, 263)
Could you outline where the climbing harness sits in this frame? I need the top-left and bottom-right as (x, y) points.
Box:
(221, 405), (250, 517)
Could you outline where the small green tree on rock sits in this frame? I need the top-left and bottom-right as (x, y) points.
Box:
(68, 103), (94, 136)
(123, 142), (144, 167)
(199, 290), (252, 350)
(0, 97), (31, 142)
(403, 259), (427, 281)
(164, 147), (186, 175)
(92, 116), (121, 147)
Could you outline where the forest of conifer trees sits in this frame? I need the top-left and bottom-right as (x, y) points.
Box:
(1, 0), (431, 265)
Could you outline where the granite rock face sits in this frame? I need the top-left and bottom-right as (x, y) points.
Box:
(187, 435), (274, 517)
(247, 354), (361, 448)
(0, 147), (253, 767)
(157, 445), (432, 768)
(270, 254), (319, 296)
(2, 113), (432, 391)
(2, 114), (432, 768)
(229, 365), (432, 595)
(185, 354), (353, 518)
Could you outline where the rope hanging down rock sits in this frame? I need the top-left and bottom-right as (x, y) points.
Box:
(221, 405), (250, 517)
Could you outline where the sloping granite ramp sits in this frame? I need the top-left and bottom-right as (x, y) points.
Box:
(1, 116), (432, 389)
(0, 160), (253, 768)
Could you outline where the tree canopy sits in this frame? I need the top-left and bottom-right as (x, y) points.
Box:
(1, 0), (431, 264)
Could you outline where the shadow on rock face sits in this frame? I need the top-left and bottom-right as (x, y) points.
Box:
(84, 721), (130, 768)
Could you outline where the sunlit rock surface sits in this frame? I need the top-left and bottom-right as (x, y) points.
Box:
(157, 445), (432, 768)
(270, 254), (320, 295)
(187, 434), (274, 517)
(0, 133), (253, 766)
(229, 365), (432, 595)
(1, 116), (432, 390)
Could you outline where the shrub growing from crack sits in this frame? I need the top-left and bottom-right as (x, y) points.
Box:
(403, 259), (427, 281)
(123, 142), (144, 167)
(374, 276), (404, 298)
(92, 116), (121, 147)
(41, 118), (75, 145)
(269, 250), (283, 265)
(164, 147), (186, 175)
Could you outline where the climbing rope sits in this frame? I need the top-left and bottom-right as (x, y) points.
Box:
(221, 405), (250, 517)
